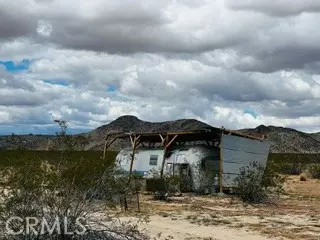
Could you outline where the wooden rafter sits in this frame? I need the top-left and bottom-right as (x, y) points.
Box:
(167, 135), (178, 148)
(159, 134), (164, 143)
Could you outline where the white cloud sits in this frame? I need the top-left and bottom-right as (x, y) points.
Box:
(0, 0), (319, 134)
(37, 20), (52, 37)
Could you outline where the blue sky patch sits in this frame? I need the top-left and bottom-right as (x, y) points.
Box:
(107, 84), (118, 92)
(244, 108), (259, 118)
(43, 79), (70, 86)
(0, 59), (31, 72)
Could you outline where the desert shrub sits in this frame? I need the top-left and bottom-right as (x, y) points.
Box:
(262, 162), (286, 189)
(300, 174), (307, 181)
(307, 164), (320, 179)
(146, 178), (166, 192)
(0, 121), (148, 239)
(0, 150), (116, 175)
(282, 163), (303, 175)
(267, 153), (320, 175)
(235, 162), (268, 203)
(0, 156), (147, 240)
(0, 156), (147, 239)
(130, 175), (144, 191)
(151, 175), (181, 201)
(235, 162), (283, 204)
(164, 175), (181, 193)
(147, 168), (181, 201)
(267, 160), (302, 175)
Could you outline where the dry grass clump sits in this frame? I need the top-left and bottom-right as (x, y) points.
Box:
(300, 174), (307, 181)
(307, 164), (320, 179)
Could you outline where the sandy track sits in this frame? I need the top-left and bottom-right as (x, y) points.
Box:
(141, 215), (272, 240)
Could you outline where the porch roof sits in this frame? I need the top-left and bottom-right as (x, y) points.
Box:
(106, 127), (264, 143)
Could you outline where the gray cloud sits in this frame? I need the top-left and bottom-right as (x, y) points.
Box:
(0, 1), (259, 54)
(262, 100), (320, 119)
(0, 68), (45, 106)
(0, 0), (320, 133)
(0, 67), (34, 91)
(233, 40), (320, 73)
(0, 91), (46, 106)
(0, 4), (37, 39)
(226, 0), (320, 16)
(2, 0), (320, 76)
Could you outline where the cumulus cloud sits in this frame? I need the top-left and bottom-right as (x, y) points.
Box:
(0, 0), (274, 54)
(0, 0), (319, 134)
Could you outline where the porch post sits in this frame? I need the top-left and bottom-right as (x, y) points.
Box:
(160, 134), (178, 179)
(219, 134), (224, 193)
(129, 135), (140, 179)
(160, 135), (169, 179)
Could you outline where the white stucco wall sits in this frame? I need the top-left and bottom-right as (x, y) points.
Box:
(116, 136), (271, 190)
(116, 146), (220, 191)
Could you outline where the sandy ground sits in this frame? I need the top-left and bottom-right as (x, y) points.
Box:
(118, 175), (320, 240)
(140, 215), (272, 240)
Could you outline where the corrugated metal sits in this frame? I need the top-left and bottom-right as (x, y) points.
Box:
(221, 135), (271, 187)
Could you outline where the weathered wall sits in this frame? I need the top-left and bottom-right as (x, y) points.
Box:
(116, 136), (271, 190)
(221, 135), (271, 187)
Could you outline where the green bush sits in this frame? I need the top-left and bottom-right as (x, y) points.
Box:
(262, 161), (285, 188)
(0, 120), (148, 239)
(151, 175), (181, 201)
(235, 161), (283, 204)
(0, 150), (117, 189)
(0, 154), (147, 239)
(235, 162), (268, 204)
(266, 153), (320, 175)
(307, 164), (320, 179)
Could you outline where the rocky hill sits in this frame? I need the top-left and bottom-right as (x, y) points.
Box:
(0, 116), (319, 153)
(240, 125), (320, 153)
(311, 132), (320, 142)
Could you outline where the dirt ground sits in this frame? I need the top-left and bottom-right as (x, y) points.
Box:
(122, 175), (320, 240)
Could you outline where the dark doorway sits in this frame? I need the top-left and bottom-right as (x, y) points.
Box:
(173, 163), (192, 192)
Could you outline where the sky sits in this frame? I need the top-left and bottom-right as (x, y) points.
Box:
(0, 0), (319, 135)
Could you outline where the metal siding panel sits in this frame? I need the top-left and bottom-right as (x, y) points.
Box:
(221, 134), (270, 155)
(221, 135), (271, 187)
(223, 149), (269, 167)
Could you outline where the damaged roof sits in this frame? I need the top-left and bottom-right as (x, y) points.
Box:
(106, 126), (265, 143)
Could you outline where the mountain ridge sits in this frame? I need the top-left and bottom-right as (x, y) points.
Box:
(0, 115), (319, 153)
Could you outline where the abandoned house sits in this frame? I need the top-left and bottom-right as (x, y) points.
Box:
(103, 127), (271, 193)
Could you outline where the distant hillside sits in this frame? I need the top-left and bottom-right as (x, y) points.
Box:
(0, 116), (319, 153)
(240, 125), (320, 153)
(0, 134), (55, 151)
(311, 132), (320, 142)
